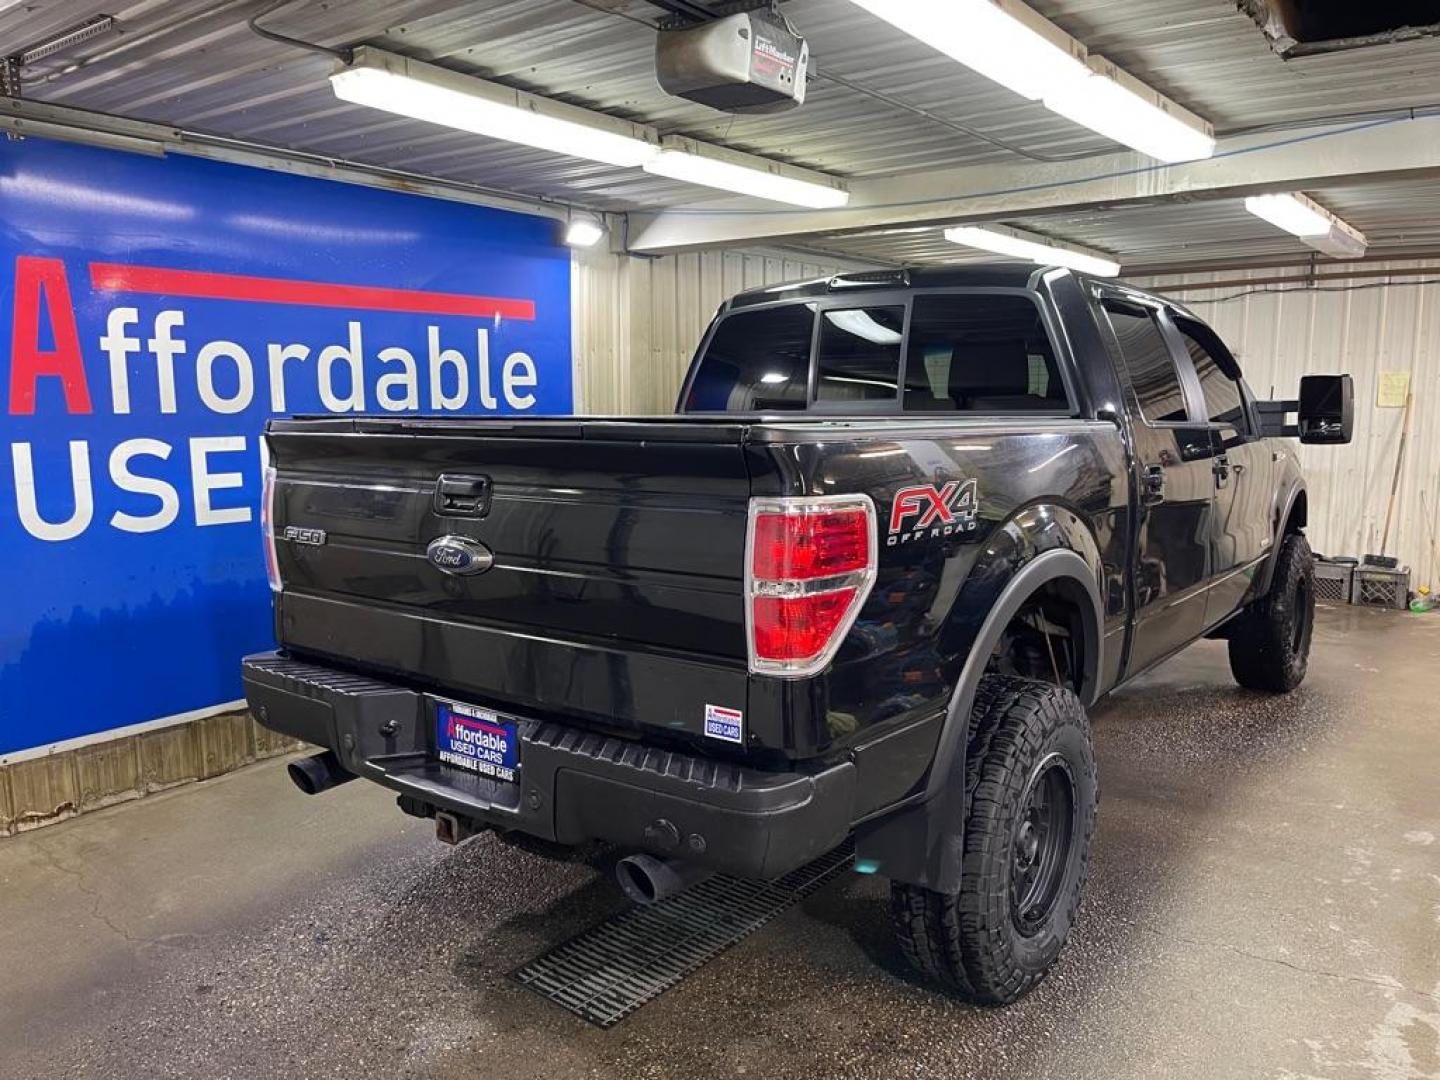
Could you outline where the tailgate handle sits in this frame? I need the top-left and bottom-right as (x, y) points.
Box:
(433, 474), (492, 518)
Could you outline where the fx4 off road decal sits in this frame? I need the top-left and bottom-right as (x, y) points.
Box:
(888, 480), (979, 545)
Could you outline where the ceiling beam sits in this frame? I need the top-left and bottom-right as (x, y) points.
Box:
(1129, 246), (1440, 279)
(625, 113), (1440, 254)
(0, 96), (578, 222)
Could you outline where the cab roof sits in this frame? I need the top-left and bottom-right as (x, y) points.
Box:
(721, 263), (1200, 323)
(724, 263), (1056, 310)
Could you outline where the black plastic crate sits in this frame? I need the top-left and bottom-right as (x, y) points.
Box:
(1314, 559), (1354, 603)
(1352, 567), (1409, 610)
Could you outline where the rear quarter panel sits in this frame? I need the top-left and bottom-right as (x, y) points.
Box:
(746, 420), (1130, 781)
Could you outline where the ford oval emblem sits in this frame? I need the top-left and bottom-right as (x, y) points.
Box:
(426, 535), (494, 576)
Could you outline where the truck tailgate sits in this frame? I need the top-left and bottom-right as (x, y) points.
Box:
(265, 417), (755, 739)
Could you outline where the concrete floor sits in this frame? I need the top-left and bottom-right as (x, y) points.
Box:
(2, 605), (1438, 1080)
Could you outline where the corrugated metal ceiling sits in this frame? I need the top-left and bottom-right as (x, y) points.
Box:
(803, 177), (1440, 271)
(5, 0), (1440, 265)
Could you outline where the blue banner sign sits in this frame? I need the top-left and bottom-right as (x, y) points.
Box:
(1, 138), (573, 756)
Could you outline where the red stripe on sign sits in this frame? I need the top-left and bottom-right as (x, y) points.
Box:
(88, 263), (536, 320)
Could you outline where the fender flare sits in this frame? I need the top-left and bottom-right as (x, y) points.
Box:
(1257, 482), (1306, 596)
(924, 547), (1103, 801)
(855, 547), (1104, 892)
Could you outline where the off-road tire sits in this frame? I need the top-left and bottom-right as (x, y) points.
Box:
(889, 675), (1097, 1004)
(1228, 532), (1314, 692)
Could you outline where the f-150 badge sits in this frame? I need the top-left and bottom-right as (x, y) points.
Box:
(888, 480), (979, 545)
(282, 525), (327, 546)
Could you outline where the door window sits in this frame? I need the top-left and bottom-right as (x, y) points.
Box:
(1103, 302), (1189, 424)
(815, 306), (905, 403)
(1178, 324), (1248, 434)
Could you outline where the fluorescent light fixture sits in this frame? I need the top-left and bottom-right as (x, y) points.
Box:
(1244, 192), (1333, 237)
(1043, 57), (1215, 163)
(1309, 219), (1368, 260)
(332, 48), (851, 208)
(1245, 192), (1368, 258)
(643, 137), (849, 208)
(564, 216), (606, 248)
(944, 223), (1121, 277)
(759, 372), (791, 384)
(843, 1), (1214, 163)
(825, 309), (902, 344)
(843, 0), (1088, 100)
(331, 46), (658, 168)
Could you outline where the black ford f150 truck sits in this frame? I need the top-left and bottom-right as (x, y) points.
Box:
(243, 265), (1352, 1004)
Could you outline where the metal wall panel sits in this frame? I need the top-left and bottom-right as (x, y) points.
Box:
(1143, 266), (1440, 591)
(573, 248), (855, 415)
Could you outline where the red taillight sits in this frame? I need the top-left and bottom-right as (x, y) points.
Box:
(261, 462), (281, 593)
(752, 508), (870, 580)
(746, 496), (875, 676)
(752, 590), (858, 661)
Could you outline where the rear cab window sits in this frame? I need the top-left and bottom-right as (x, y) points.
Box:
(815, 306), (905, 404)
(904, 294), (1066, 413)
(685, 303), (814, 411)
(682, 291), (1072, 415)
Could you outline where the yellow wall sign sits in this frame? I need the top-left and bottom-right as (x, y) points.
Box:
(1377, 371), (1411, 409)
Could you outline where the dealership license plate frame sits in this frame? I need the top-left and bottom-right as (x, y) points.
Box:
(435, 698), (521, 785)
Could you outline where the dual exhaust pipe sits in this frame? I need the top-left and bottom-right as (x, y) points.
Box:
(289, 752), (706, 906)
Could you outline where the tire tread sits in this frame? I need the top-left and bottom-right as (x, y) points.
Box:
(1229, 533), (1314, 692)
(889, 675), (1096, 1004)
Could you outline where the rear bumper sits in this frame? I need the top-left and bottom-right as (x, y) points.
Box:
(242, 651), (855, 880)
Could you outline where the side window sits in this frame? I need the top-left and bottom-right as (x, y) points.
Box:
(815, 306), (905, 403)
(685, 304), (815, 411)
(1177, 323), (1248, 434)
(1103, 302), (1189, 424)
(902, 294), (1068, 413)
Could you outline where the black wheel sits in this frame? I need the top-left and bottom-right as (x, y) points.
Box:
(889, 675), (1097, 1004)
(1228, 532), (1314, 692)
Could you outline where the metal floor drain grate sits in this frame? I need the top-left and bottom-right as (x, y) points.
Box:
(513, 842), (855, 1028)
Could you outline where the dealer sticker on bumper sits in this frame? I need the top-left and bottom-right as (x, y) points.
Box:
(704, 703), (744, 744)
(437, 700), (519, 783)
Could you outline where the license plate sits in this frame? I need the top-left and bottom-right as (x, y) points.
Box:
(436, 701), (519, 783)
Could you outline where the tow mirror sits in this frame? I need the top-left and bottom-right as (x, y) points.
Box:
(1298, 374), (1353, 444)
(1255, 374), (1353, 444)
